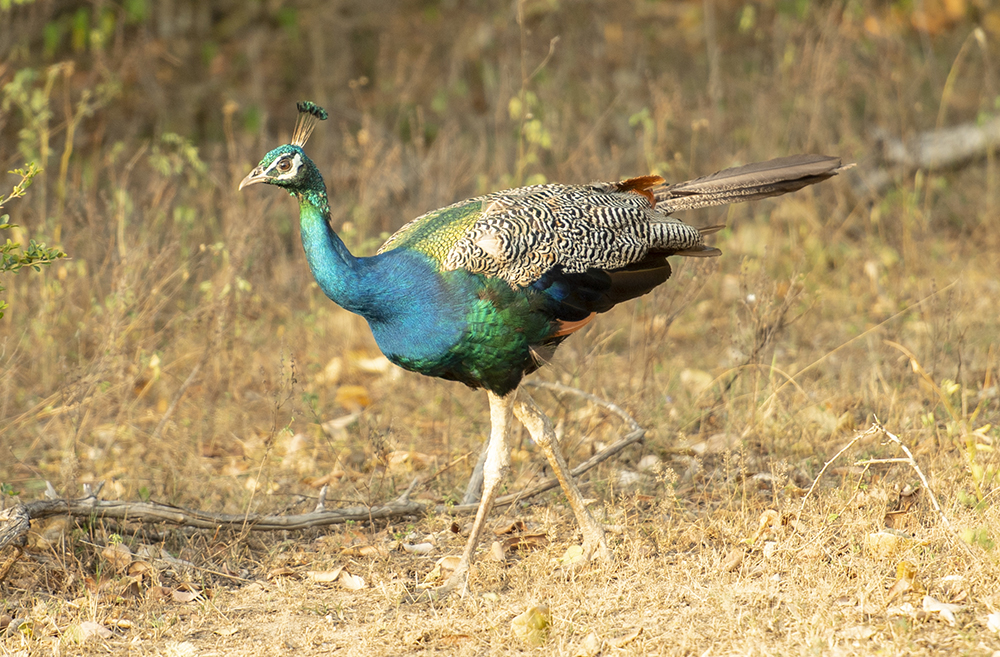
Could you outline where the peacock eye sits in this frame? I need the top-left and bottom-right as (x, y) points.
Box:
(277, 158), (292, 173)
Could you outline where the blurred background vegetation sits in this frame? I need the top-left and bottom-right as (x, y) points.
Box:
(1, 0), (998, 522)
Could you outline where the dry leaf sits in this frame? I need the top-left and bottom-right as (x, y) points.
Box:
(84, 575), (113, 593)
(358, 545), (389, 557)
(127, 560), (154, 578)
(66, 621), (113, 644)
(864, 530), (914, 557)
(214, 627), (239, 637)
(838, 625), (876, 640)
(607, 626), (642, 648)
(489, 541), (505, 562)
(348, 352), (393, 374)
(679, 368), (714, 396)
(561, 545), (586, 568)
(986, 612), (1000, 634)
(267, 566), (298, 580)
(682, 432), (739, 456)
(420, 555), (461, 585)
(511, 605), (550, 646)
(306, 566), (345, 583)
(617, 469), (643, 487)
(335, 384), (371, 409)
(171, 589), (201, 603)
(936, 574), (965, 597)
(437, 555), (461, 571)
(501, 532), (548, 554)
(721, 548), (743, 572)
(339, 571), (366, 590)
(119, 579), (142, 600)
(886, 561), (918, 601)
(438, 634), (472, 646)
(403, 629), (429, 645)
(386, 450), (433, 471)
(750, 510), (780, 543)
(922, 595), (962, 625)
(636, 454), (661, 472)
(402, 542), (435, 555)
(320, 413), (361, 437)
(102, 543), (133, 571)
(148, 586), (173, 601)
(315, 356), (342, 385)
(573, 630), (601, 657)
(340, 544), (389, 558)
(493, 520), (527, 536)
(165, 641), (199, 657)
(421, 565), (443, 584)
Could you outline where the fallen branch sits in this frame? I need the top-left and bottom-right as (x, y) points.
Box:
(0, 391), (645, 562)
(857, 114), (1000, 195)
(875, 115), (1000, 171)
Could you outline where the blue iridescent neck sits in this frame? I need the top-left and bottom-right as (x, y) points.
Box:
(293, 174), (468, 363)
(295, 186), (371, 316)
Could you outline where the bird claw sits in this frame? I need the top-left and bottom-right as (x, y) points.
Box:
(581, 536), (612, 563)
(579, 520), (615, 561)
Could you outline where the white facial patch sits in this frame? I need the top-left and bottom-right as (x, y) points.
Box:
(264, 152), (303, 181)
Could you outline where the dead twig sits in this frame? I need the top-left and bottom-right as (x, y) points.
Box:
(799, 423), (880, 512)
(857, 113), (1000, 195)
(798, 419), (972, 555)
(872, 418), (953, 532)
(0, 405), (644, 549)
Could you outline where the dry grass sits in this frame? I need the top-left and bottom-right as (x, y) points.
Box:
(2, 0), (1000, 654)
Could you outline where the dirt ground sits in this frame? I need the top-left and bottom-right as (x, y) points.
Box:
(3, 0), (1000, 655)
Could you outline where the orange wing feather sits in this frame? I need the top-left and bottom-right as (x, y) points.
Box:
(614, 175), (665, 207)
(552, 313), (597, 337)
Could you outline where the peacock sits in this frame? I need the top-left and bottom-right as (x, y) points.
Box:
(240, 101), (846, 598)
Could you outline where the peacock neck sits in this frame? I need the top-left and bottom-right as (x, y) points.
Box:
(294, 184), (471, 364)
(296, 187), (372, 317)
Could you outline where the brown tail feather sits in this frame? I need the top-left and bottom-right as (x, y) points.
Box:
(654, 154), (849, 214)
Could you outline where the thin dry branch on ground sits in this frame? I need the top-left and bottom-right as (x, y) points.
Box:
(799, 419), (964, 545)
(857, 114), (1000, 194)
(0, 383), (644, 578)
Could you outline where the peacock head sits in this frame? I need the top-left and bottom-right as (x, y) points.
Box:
(239, 101), (328, 194)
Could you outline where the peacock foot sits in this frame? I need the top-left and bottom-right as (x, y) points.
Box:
(582, 531), (612, 562)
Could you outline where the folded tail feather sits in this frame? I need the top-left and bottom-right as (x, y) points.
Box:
(654, 154), (847, 214)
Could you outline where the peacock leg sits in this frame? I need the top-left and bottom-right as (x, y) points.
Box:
(514, 390), (611, 561)
(432, 389), (514, 598)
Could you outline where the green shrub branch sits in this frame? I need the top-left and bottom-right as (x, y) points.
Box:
(0, 162), (66, 319)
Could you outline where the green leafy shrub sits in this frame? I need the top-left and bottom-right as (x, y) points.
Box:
(0, 163), (66, 318)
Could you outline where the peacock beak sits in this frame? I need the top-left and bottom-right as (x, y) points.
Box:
(238, 167), (266, 190)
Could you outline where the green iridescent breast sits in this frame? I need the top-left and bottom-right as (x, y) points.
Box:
(377, 198), (484, 265)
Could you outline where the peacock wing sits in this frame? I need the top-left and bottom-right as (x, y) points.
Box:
(376, 197), (487, 265)
(440, 182), (706, 289)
